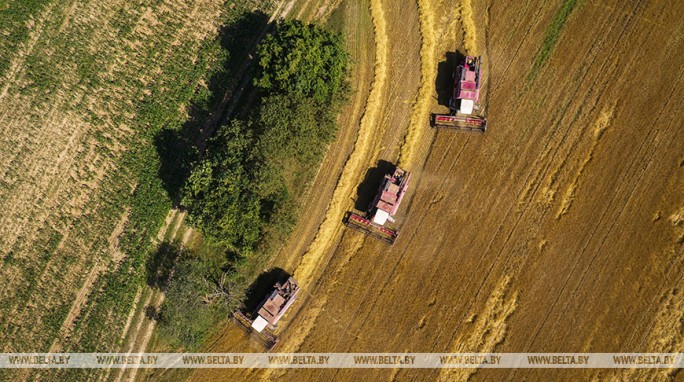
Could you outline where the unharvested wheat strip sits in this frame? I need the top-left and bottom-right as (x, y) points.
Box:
(457, 0), (478, 54)
(294, 0), (389, 290)
(397, 0), (437, 169)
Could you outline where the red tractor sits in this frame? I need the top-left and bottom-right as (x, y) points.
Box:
(345, 166), (411, 244)
(432, 55), (487, 132)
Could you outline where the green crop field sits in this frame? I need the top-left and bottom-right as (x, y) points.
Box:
(0, 0), (278, 379)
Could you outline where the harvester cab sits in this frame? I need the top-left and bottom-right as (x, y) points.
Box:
(344, 166), (410, 244)
(432, 55), (487, 132)
(233, 277), (299, 351)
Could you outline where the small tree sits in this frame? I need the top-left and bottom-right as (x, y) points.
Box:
(156, 255), (233, 350)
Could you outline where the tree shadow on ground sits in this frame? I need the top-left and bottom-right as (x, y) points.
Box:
(241, 267), (290, 317)
(145, 305), (160, 321)
(154, 10), (271, 207)
(354, 160), (395, 212)
(146, 241), (184, 291)
(435, 51), (465, 108)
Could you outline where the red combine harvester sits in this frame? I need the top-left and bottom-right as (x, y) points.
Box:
(233, 277), (299, 350)
(345, 166), (410, 244)
(432, 55), (487, 132)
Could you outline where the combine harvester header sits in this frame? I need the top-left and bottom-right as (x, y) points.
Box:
(345, 166), (410, 244)
(234, 277), (299, 350)
(432, 55), (487, 132)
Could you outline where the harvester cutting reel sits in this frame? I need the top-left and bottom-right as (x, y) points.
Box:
(343, 212), (398, 245)
(431, 113), (487, 133)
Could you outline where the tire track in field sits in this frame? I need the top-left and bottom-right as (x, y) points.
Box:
(538, 36), (684, 349)
(489, 0), (546, 95)
(506, 17), (647, 382)
(320, 236), (399, 381)
(556, 104), (616, 220)
(515, 4), (618, 208)
(613, 278), (684, 381)
(512, 0), (618, 203)
(112, 216), (193, 382)
(630, 159), (684, 355)
(437, 276), (518, 382)
(47, 206), (131, 354)
(505, 1), (649, 371)
(534, 80), (679, 355)
(575, 74), (683, 354)
(578, 11), (684, 353)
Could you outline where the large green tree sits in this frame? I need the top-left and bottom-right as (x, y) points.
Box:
(181, 120), (262, 250)
(182, 20), (348, 253)
(254, 19), (348, 103)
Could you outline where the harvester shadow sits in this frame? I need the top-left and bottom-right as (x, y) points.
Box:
(354, 160), (394, 212)
(242, 267), (290, 317)
(154, 10), (271, 207)
(436, 51), (465, 107)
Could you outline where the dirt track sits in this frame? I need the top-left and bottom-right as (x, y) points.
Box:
(189, 0), (683, 381)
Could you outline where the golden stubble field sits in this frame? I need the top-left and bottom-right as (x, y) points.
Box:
(189, 0), (683, 381)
